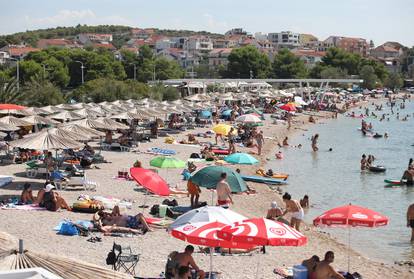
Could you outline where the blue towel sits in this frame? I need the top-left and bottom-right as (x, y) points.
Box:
(54, 220), (93, 231)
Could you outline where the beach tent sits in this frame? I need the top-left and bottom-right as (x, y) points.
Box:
(190, 166), (247, 193)
(199, 110), (212, 119)
(9, 130), (83, 150)
(0, 231), (132, 279)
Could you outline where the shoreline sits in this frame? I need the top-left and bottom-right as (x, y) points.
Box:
(0, 96), (412, 278)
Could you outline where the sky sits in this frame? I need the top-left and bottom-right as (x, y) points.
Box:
(0, 0), (413, 47)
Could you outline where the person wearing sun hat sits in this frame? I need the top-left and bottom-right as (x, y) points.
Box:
(39, 182), (71, 212)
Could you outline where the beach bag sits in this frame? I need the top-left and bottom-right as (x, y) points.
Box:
(162, 199), (178, 207)
(106, 250), (117, 265)
(150, 204), (160, 216)
(58, 222), (79, 236)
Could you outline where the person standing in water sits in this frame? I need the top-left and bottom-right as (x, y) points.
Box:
(311, 134), (319, 152)
(407, 203), (414, 242)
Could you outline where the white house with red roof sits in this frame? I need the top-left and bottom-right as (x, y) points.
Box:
(292, 49), (326, 68)
(37, 38), (79, 49)
(76, 33), (113, 45)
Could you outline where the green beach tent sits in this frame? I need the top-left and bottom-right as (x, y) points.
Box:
(190, 166), (248, 193)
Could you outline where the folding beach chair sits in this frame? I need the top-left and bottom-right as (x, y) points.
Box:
(109, 243), (140, 276)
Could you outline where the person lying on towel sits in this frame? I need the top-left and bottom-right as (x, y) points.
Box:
(93, 205), (153, 234)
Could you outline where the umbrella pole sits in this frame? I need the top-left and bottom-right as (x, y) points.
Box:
(210, 248), (213, 279)
(347, 227), (351, 273)
(255, 250), (262, 279)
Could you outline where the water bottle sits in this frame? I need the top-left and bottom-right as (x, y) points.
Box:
(159, 271), (165, 278)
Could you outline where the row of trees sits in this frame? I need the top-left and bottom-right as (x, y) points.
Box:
(222, 46), (403, 90)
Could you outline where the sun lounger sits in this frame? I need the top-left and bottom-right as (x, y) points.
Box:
(0, 175), (13, 187)
(1, 204), (45, 211)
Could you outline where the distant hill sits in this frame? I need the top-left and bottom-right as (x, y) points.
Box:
(0, 24), (224, 48)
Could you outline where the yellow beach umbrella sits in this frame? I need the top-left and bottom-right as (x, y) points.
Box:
(212, 124), (236, 136)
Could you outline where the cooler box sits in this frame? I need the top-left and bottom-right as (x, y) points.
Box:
(293, 264), (308, 279)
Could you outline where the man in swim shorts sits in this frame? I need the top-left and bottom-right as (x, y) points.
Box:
(282, 192), (304, 231)
(407, 203), (414, 242)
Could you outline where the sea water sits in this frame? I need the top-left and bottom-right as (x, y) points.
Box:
(266, 98), (414, 263)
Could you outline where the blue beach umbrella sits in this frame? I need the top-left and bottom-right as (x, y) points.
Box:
(224, 153), (259, 165)
(221, 109), (232, 116)
(200, 110), (212, 119)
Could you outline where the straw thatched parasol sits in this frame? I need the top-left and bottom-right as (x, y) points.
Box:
(0, 122), (19, 131)
(95, 118), (129, 130)
(23, 107), (51, 115)
(110, 112), (144, 120)
(40, 106), (63, 114)
(28, 128), (90, 141)
(9, 130), (83, 150)
(54, 104), (73, 110)
(22, 115), (59, 125)
(0, 232), (132, 279)
(70, 118), (112, 130)
(0, 116), (32, 127)
(59, 123), (105, 138)
(50, 111), (83, 121)
(73, 108), (102, 118)
(69, 103), (86, 110)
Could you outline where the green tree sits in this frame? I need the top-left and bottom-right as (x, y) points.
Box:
(161, 86), (180, 101)
(0, 75), (25, 104)
(320, 66), (348, 79)
(18, 60), (43, 84)
(155, 57), (184, 80)
(359, 58), (388, 82)
(70, 78), (149, 103)
(359, 65), (378, 89)
(272, 48), (308, 78)
(226, 45), (271, 78)
(384, 72), (403, 90)
(22, 75), (65, 106)
(322, 48), (361, 75)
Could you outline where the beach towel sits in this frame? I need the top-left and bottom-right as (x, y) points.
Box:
(91, 196), (132, 209)
(54, 220), (94, 231)
(0, 175), (13, 187)
(148, 147), (176, 155)
(273, 267), (293, 278)
(1, 204), (45, 210)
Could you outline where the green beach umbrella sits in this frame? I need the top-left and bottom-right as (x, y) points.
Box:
(150, 156), (186, 169)
(190, 166), (247, 193)
(224, 153), (259, 165)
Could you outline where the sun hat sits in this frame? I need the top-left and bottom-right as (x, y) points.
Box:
(45, 184), (55, 192)
(271, 201), (278, 209)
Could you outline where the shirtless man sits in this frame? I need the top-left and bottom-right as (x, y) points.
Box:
(95, 208), (152, 234)
(302, 255), (320, 276)
(282, 192), (304, 231)
(360, 154), (367, 170)
(407, 203), (414, 242)
(314, 251), (344, 279)
(401, 165), (414, 186)
(174, 245), (205, 279)
(311, 134), (319, 152)
(216, 172), (233, 206)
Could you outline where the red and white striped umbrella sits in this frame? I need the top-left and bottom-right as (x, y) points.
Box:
(217, 218), (307, 246)
(171, 221), (256, 249)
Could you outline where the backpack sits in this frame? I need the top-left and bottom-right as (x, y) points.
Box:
(106, 250), (117, 265)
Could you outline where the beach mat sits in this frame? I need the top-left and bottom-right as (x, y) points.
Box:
(54, 220), (93, 231)
(1, 204), (45, 211)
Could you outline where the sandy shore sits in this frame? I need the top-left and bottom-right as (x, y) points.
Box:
(0, 99), (412, 278)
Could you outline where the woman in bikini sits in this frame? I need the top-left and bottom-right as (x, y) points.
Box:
(282, 192), (304, 231)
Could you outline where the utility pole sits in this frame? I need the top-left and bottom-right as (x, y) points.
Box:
(74, 60), (85, 84)
(8, 57), (19, 91)
(130, 63), (137, 80)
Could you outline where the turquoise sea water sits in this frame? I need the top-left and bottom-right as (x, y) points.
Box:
(266, 98), (414, 263)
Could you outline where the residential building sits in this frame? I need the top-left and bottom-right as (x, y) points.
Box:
(208, 48), (232, 69)
(292, 49), (326, 68)
(37, 38), (78, 49)
(92, 42), (116, 51)
(337, 37), (369, 56)
(213, 38), (236, 49)
(0, 51), (10, 64)
(158, 48), (199, 69)
(225, 28), (248, 36)
(371, 44), (402, 59)
(299, 34), (319, 47)
(254, 32), (268, 42)
(268, 31), (300, 49)
(155, 38), (175, 52)
(184, 36), (214, 53)
(76, 33), (113, 45)
(376, 57), (400, 73)
(130, 28), (156, 39)
(0, 45), (39, 59)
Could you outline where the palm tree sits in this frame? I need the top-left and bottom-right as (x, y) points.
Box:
(0, 77), (23, 104)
